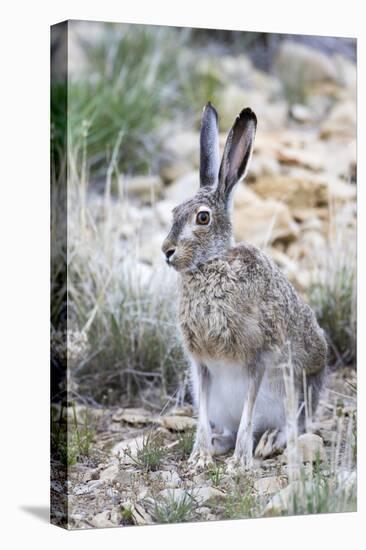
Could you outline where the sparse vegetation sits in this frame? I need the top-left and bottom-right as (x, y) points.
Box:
(125, 432), (167, 472)
(309, 228), (356, 367)
(51, 403), (96, 467)
(208, 463), (224, 487)
(221, 478), (258, 519)
(175, 428), (195, 460)
(151, 491), (197, 524)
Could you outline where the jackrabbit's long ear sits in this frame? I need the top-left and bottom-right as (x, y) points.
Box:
(218, 107), (257, 199)
(200, 102), (220, 188)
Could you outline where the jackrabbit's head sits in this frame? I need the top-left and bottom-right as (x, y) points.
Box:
(162, 103), (257, 272)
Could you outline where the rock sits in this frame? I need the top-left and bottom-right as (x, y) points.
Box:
(276, 146), (325, 172)
(159, 486), (223, 505)
(290, 103), (314, 123)
(167, 405), (194, 417)
(112, 435), (146, 461)
(320, 100), (356, 139)
(333, 54), (356, 95)
(162, 131), (199, 166)
(73, 479), (104, 496)
(149, 470), (182, 488)
(124, 175), (163, 201)
(160, 159), (193, 183)
(90, 510), (119, 529)
(194, 486), (225, 503)
(274, 41), (338, 90)
(254, 476), (284, 494)
(158, 415), (196, 432)
(250, 175), (328, 209)
(263, 481), (300, 516)
(128, 502), (153, 525)
(106, 487), (120, 504)
(112, 408), (155, 425)
(217, 85), (287, 131)
(100, 463), (120, 482)
(165, 171), (199, 203)
(283, 433), (326, 463)
(233, 185), (299, 246)
(249, 154), (280, 181)
(154, 200), (175, 227)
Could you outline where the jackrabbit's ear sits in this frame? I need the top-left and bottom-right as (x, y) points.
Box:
(218, 107), (257, 199)
(200, 102), (220, 188)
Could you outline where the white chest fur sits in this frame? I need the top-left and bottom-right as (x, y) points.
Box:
(192, 356), (286, 436)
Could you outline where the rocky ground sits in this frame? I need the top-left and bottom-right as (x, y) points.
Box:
(51, 367), (356, 529)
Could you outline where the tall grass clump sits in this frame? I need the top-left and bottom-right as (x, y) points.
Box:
(273, 351), (357, 517)
(308, 217), (356, 367)
(66, 139), (187, 407)
(63, 22), (225, 179)
(67, 23), (187, 176)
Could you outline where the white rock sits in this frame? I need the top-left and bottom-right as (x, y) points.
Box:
(162, 131), (199, 166)
(254, 476), (283, 494)
(90, 510), (117, 529)
(283, 433), (326, 463)
(275, 41), (338, 88)
(154, 200), (175, 227)
(99, 463), (120, 482)
(112, 435), (146, 461)
(160, 159), (193, 183)
(150, 470), (182, 488)
(320, 99), (356, 139)
(165, 171), (199, 203)
(290, 103), (314, 123)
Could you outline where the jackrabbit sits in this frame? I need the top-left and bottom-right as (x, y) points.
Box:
(162, 103), (327, 470)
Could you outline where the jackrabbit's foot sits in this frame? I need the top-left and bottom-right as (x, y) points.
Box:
(254, 428), (286, 459)
(226, 444), (253, 474)
(188, 448), (214, 472)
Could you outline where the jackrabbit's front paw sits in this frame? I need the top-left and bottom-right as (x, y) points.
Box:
(254, 428), (286, 459)
(226, 451), (253, 474)
(188, 448), (214, 472)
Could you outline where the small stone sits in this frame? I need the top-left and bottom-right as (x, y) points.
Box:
(160, 159), (193, 183)
(106, 487), (120, 503)
(283, 433), (326, 463)
(149, 470), (182, 488)
(254, 476), (284, 494)
(112, 408), (155, 425)
(158, 415), (196, 432)
(290, 104), (314, 123)
(162, 131), (199, 167)
(165, 171), (199, 203)
(100, 463), (119, 482)
(90, 510), (116, 529)
(73, 479), (104, 496)
(112, 435), (146, 461)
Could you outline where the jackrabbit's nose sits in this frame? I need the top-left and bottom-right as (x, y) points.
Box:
(165, 248), (176, 261)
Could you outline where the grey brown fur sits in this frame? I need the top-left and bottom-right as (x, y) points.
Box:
(162, 103), (327, 470)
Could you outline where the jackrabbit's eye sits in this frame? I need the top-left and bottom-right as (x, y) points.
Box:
(196, 211), (210, 225)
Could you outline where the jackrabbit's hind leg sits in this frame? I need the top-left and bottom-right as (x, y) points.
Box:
(254, 428), (287, 459)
